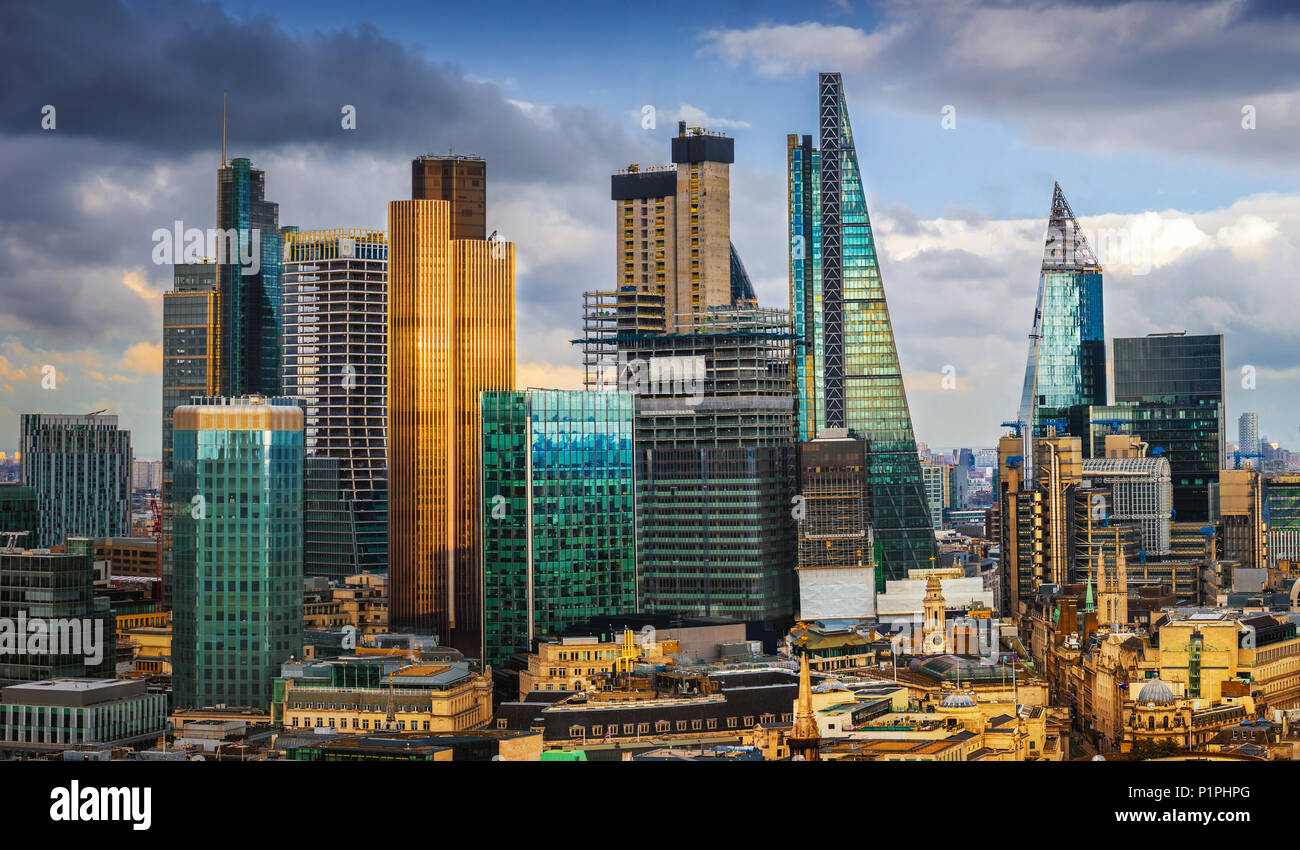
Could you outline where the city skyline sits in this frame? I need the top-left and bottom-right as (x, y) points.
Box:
(5, 0), (1300, 796)
(3, 0), (1300, 455)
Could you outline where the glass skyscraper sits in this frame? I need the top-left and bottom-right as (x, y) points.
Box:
(787, 72), (936, 580)
(0, 549), (114, 686)
(282, 229), (389, 578)
(1111, 333), (1224, 522)
(1017, 182), (1105, 445)
(171, 396), (304, 710)
(217, 157), (284, 398)
(387, 197), (514, 657)
(480, 390), (635, 669)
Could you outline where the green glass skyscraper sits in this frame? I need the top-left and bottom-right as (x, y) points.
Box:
(217, 157), (284, 397)
(787, 72), (937, 580)
(480, 390), (635, 669)
(171, 396), (304, 709)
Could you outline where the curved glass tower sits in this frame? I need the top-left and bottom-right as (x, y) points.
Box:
(787, 72), (937, 580)
(171, 396), (304, 710)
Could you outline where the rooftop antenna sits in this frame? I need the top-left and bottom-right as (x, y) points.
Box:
(221, 92), (227, 168)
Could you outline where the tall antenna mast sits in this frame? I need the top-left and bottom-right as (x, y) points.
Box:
(221, 92), (227, 168)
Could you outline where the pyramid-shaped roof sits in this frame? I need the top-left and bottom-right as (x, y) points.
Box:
(1042, 182), (1100, 271)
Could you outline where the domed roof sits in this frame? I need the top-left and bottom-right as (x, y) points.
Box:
(940, 693), (976, 709)
(1137, 678), (1175, 706)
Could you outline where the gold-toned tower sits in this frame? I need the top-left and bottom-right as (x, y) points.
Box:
(387, 198), (514, 656)
(922, 573), (947, 654)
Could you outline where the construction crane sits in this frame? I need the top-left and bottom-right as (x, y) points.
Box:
(86, 408), (107, 417)
(1041, 418), (1069, 435)
(1090, 418), (1126, 432)
(1000, 420), (1026, 438)
(1004, 455), (1025, 469)
(1233, 450), (1263, 470)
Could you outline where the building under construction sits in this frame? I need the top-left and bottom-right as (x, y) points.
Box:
(574, 304), (798, 631)
(578, 304), (795, 447)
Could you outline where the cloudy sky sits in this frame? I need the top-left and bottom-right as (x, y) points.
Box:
(2, 0), (1298, 456)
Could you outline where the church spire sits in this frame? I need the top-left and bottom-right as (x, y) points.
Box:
(789, 631), (821, 761)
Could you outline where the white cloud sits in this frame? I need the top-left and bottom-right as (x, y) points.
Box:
(702, 22), (904, 78)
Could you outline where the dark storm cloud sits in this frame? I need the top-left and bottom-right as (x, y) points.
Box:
(0, 0), (657, 348)
(0, 0), (627, 185)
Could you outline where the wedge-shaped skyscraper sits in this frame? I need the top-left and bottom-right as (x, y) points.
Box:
(787, 72), (937, 580)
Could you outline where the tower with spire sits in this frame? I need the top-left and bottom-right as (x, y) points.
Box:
(788, 631), (821, 761)
(922, 573), (947, 654)
(1097, 529), (1129, 629)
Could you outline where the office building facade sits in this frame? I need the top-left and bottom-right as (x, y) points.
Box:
(606, 122), (735, 335)
(0, 549), (114, 686)
(0, 484), (37, 543)
(387, 197), (514, 656)
(795, 430), (875, 621)
(787, 72), (936, 580)
(0, 678), (167, 753)
(1080, 456), (1172, 556)
(1267, 474), (1300, 566)
(282, 228), (389, 578)
(480, 390), (635, 668)
(20, 413), (131, 547)
(920, 460), (944, 530)
(587, 306), (799, 629)
(163, 261), (221, 607)
(1111, 333), (1224, 522)
(171, 397), (305, 709)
